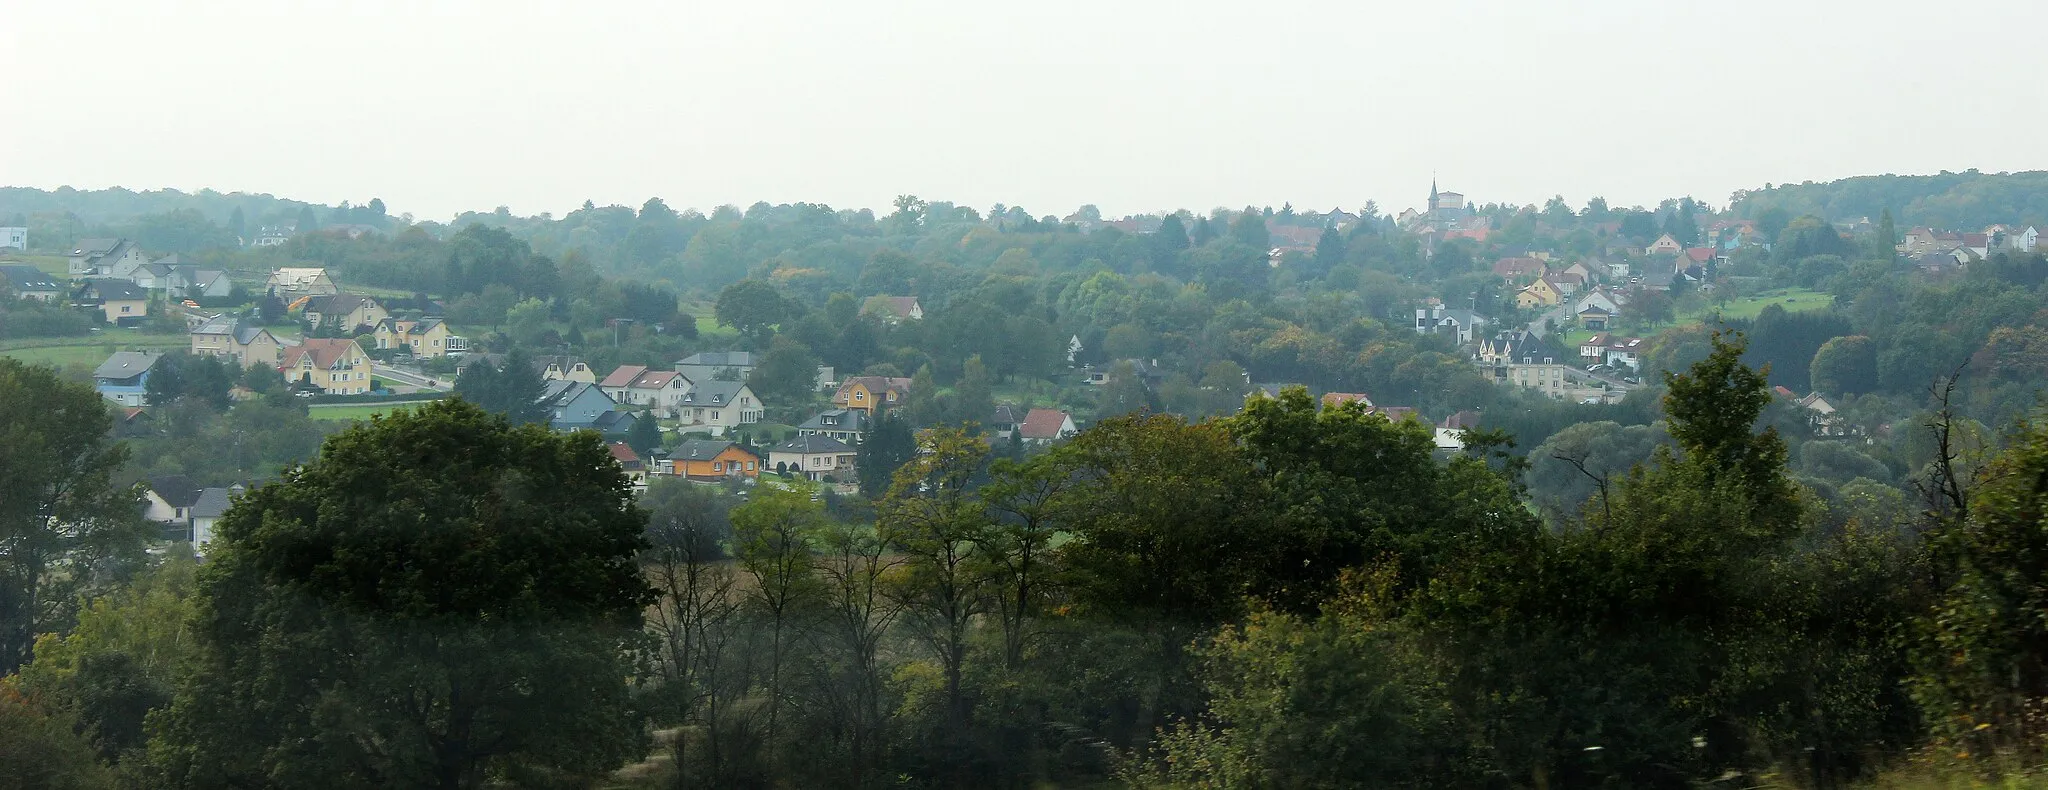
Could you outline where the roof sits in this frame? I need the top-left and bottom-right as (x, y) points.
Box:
(539, 379), (608, 407)
(681, 380), (749, 406)
(147, 475), (202, 509)
(1440, 410), (1482, 430)
(270, 267), (328, 283)
(772, 435), (855, 454)
(630, 370), (681, 390)
(607, 442), (643, 469)
(531, 355), (588, 374)
(838, 376), (912, 398)
(990, 403), (1022, 425)
(190, 487), (234, 520)
(94, 351), (161, 380)
(599, 364), (649, 388)
(1018, 408), (1074, 440)
(862, 296), (921, 318)
(71, 238), (121, 256)
(673, 439), (751, 461)
(81, 278), (148, 301)
(279, 338), (362, 370)
(1321, 392), (1374, 408)
(0, 264), (60, 291)
(800, 408), (870, 432)
(1492, 256), (1544, 276)
(304, 294), (380, 316)
(677, 351), (756, 368)
(1684, 247), (1717, 263)
(592, 410), (638, 432)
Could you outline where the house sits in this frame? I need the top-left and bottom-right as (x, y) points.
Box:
(1604, 336), (1647, 371)
(1560, 261), (1596, 283)
(1647, 234), (1684, 256)
(252, 226), (293, 247)
(861, 295), (924, 323)
(373, 316), (464, 358)
(1321, 392), (1374, 409)
(190, 314), (282, 368)
(302, 294), (389, 334)
(1492, 256), (1545, 281)
(143, 475), (202, 527)
(266, 267), (339, 296)
(1017, 408), (1078, 445)
(0, 227), (24, 250)
(1684, 247), (1717, 269)
(608, 443), (649, 489)
(1797, 392), (1846, 436)
(626, 370), (691, 417)
(0, 264), (64, 301)
(534, 356), (597, 384)
(67, 238), (149, 277)
(1515, 276), (1564, 309)
(1578, 305), (1612, 331)
(834, 376), (913, 415)
(598, 365), (650, 403)
(665, 439), (761, 480)
(189, 485), (238, 550)
(1548, 271), (1585, 295)
(1480, 331), (1568, 398)
(767, 435), (858, 481)
(1578, 333), (1612, 362)
(798, 408), (870, 444)
(989, 404), (1023, 439)
(677, 380), (764, 433)
(674, 351), (759, 384)
(115, 406), (152, 436)
(93, 351), (161, 407)
(126, 261), (175, 291)
(1083, 359), (1166, 388)
(279, 338), (375, 394)
(1414, 304), (1487, 345)
(165, 265), (233, 300)
(539, 380), (620, 432)
(76, 279), (150, 325)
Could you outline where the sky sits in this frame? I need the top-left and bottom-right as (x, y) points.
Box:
(6, 0), (2048, 222)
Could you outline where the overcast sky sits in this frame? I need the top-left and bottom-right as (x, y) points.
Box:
(6, 0), (2046, 221)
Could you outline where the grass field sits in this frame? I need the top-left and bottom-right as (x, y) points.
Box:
(307, 400), (440, 421)
(0, 254), (73, 276)
(1683, 287), (1834, 323)
(0, 332), (190, 369)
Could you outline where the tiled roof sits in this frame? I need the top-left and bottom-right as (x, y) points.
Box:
(600, 364), (648, 389)
(1018, 408), (1073, 440)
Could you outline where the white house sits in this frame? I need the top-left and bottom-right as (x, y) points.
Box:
(767, 435), (858, 482)
(676, 380), (764, 434)
(0, 227), (25, 251)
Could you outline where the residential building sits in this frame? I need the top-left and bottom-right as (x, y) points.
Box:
(534, 355), (597, 383)
(0, 227), (24, 250)
(989, 404), (1023, 439)
(67, 238), (149, 277)
(1017, 408), (1078, 444)
(861, 295), (924, 323)
(76, 278), (150, 325)
(1514, 276), (1564, 309)
(598, 364), (649, 403)
(665, 439), (760, 480)
(280, 338), (375, 394)
(677, 380), (764, 432)
(797, 408), (870, 444)
(93, 351), (161, 406)
(1604, 337), (1647, 371)
(767, 435), (858, 481)
(302, 294), (389, 334)
(1578, 333), (1612, 362)
(189, 485), (238, 550)
(266, 267), (339, 296)
(1548, 271), (1585, 295)
(673, 351), (757, 385)
(1481, 331), (1569, 398)
(1647, 234), (1683, 256)
(0, 264), (64, 301)
(252, 226), (292, 247)
(833, 376), (912, 415)
(190, 314), (282, 368)
(144, 475), (202, 527)
(626, 370), (690, 417)
(1798, 392), (1846, 436)
(1321, 392), (1374, 409)
(1492, 256), (1545, 281)
(373, 316), (464, 358)
(539, 380), (621, 432)
(164, 265), (233, 300)
(608, 443), (648, 489)
(1414, 304), (1487, 344)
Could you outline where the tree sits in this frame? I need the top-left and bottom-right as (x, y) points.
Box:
(713, 280), (785, 344)
(294, 204), (317, 233)
(227, 206), (246, 243)
(0, 687), (115, 790)
(1190, 216), (1217, 246)
(1810, 335), (1878, 396)
(148, 400), (653, 789)
(730, 487), (825, 747)
(1311, 225), (1345, 279)
(857, 412), (916, 498)
(904, 363), (941, 427)
(504, 297), (552, 348)
(1228, 209), (1270, 250)
(747, 336), (821, 407)
(0, 359), (148, 675)
(626, 412), (663, 455)
(1663, 197), (1700, 246)
(1875, 208), (1897, 260)
(954, 355), (994, 429)
(1098, 361), (1152, 417)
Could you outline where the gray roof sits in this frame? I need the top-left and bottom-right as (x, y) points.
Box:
(94, 351), (161, 380)
(71, 238), (120, 256)
(673, 439), (742, 461)
(678, 351), (755, 368)
(81, 278), (149, 301)
(772, 435), (854, 454)
(190, 487), (234, 520)
(799, 408), (868, 432)
(680, 380), (748, 407)
(139, 263), (173, 278)
(0, 264), (60, 291)
(147, 475), (201, 509)
(592, 410), (637, 432)
(306, 294), (379, 315)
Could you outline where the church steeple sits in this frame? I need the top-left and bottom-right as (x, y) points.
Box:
(1428, 177), (1440, 214)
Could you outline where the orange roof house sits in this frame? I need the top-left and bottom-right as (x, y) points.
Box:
(833, 376), (913, 415)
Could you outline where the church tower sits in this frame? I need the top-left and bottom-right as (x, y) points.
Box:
(1428, 178), (1440, 215)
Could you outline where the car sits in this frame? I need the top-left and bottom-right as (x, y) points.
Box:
(1586, 364), (1600, 372)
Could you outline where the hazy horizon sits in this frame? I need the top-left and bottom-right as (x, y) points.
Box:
(7, 0), (2047, 221)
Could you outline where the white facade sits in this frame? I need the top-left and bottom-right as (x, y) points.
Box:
(0, 227), (24, 250)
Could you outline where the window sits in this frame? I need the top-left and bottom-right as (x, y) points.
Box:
(711, 411), (720, 420)
(121, 305), (132, 313)
(854, 391), (865, 400)
(746, 461), (755, 471)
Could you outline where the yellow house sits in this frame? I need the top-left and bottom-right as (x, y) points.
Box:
(832, 376), (912, 416)
(374, 317), (464, 358)
(278, 338), (374, 394)
(1515, 276), (1564, 309)
(76, 279), (150, 326)
(190, 315), (282, 368)
(302, 294), (390, 333)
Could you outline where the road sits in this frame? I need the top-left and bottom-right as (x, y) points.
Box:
(375, 363), (452, 392)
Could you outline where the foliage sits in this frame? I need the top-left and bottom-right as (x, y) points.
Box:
(452, 348), (548, 425)
(146, 400), (652, 789)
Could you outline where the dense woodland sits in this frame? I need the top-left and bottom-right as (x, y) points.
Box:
(8, 176), (2048, 787)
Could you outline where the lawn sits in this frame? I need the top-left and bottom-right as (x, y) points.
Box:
(0, 332), (190, 369)
(307, 401), (439, 421)
(0, 254), (72, 277)
(1682, 288), (1834, 323)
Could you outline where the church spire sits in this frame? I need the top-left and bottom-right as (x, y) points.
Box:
(1428, 176), (1440, 213)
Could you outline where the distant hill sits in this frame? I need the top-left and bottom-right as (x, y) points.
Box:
(1731, 170), (2048, 229)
